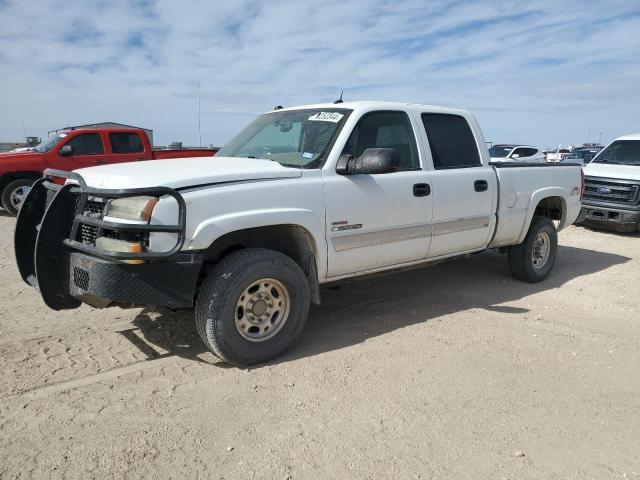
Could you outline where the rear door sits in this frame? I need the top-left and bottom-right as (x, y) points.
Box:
(107, 131), (148, 164)
(323, 110), (433, 277)
(419, 113), (496, 258)
(53, 132), (108, 170)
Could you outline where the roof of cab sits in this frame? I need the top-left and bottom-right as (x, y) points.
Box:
(616, 133), (640, 141)
(271, 101), (470, 115)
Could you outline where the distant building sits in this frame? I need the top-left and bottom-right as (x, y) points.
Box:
(48, 122), (153, 145)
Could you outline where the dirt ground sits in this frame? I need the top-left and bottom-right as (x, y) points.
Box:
(0, 212), (639, 480)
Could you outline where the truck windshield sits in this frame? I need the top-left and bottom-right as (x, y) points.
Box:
(489, 145), (512, 158)
(34, 133), (67, 153)
(592, 140), (640, 166)
(217, 108), (351, 168)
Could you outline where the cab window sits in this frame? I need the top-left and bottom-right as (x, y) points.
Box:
(64, 133), (104, 155)
(109, 132), (144, 154)
(341, 111), (419, 171)
(421, 114), (481, 169)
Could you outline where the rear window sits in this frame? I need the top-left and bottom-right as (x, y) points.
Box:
(520, 147), (538, 157)
(109, 132), (144, 154)
(421, 114), (481, 169)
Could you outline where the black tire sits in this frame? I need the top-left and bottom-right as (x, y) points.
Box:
(195, 248), (310, 366)
(1, 178), (34, 216)
(507, 216), (558, 283)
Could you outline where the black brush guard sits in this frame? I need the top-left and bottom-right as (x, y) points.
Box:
(15, 169), (201, 310)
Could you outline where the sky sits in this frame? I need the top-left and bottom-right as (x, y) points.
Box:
(0, 0), (639, 149)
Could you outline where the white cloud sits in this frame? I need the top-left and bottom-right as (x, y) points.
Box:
(0, 0), (638, 148)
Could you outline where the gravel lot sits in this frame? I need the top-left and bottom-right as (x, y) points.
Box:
(1, 212), (639, 479)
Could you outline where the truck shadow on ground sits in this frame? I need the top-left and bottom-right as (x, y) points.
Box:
(575, 224), (640, 238)
(129, 244), (629, 366)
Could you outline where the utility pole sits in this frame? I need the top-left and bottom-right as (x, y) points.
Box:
(598, 132), (602, 145)
(197, 81), (202, 147)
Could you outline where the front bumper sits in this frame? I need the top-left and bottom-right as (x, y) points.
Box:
(15, 169), (203, 310)
(69, 251), (201, 308)
(578, 204), (640, 233)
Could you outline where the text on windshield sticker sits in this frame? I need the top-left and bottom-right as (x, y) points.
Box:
(308, 112), (344, 123)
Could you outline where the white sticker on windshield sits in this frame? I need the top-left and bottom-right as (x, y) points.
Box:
(308, 112), (344, 123)
(302, 152), (314, 159)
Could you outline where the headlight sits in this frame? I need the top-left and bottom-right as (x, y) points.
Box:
(104, 196), (158, 223)
(98, 196), (159, 264)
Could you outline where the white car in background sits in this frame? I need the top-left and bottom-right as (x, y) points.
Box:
(489, 144), (546, 163)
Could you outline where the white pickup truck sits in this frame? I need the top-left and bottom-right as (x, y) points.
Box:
(578, 133), (640, 232)
(15, 101), (583, 366)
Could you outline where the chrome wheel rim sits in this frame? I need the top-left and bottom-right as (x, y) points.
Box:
(10, 185), (30, 210)
(532, 231), (551, 269)
(235, 278), (291, 342)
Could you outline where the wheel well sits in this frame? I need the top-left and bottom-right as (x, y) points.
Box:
(203, 225), (321, 304)
(534, 196), (566, 224)
(0, 171), (41, 194)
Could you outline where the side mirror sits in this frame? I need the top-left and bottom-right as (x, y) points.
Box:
(336, 148), (399, 175)
(510, 153), (520, 159)
(58, 145), (73, 156)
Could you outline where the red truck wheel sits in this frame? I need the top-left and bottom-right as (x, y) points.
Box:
(1, 179), (34, 216)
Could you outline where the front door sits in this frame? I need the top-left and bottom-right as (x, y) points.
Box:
(324, 110), (433, 278)
(54, 132), (108, 170)
(419, 113), (496, 258)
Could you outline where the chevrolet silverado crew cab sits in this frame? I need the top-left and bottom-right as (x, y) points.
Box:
(0, 126), (217, 215)
(15, 101), (583, 366)
(579, 133), (640, 232)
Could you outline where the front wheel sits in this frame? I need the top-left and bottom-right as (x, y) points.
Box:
(195, 248), (310, 366)
(1, 178), (34, 216)
(507, 216), (558, 283)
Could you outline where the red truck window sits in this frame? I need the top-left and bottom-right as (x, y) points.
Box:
(66, 133), (104, 155)
(109, 132), (144, 154)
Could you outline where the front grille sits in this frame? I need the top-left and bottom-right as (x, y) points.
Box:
(45, 187), (56, 207)
(583, 177), (640, 206)
(76, 198), (107, 245)
(80, 224), (99, 245)
(73, 267), (90, 290)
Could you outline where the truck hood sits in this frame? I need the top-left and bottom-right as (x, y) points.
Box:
(583, 162), (640, 182)
(73, 156), (303, 189)
(0, 151), (39, 160)
(0, 151), (44, 174)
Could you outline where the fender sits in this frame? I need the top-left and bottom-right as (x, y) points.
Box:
(516, 187), (569, 244)
(188, 208), (327, 279)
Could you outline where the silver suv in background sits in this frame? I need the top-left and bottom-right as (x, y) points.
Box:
(489, 144), (546, 163)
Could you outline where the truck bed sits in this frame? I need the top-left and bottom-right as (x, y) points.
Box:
(489, 162), (583, 248)
(152, 148), (218, 159)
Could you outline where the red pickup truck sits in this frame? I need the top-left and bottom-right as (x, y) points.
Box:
(0, 127), (217, 215)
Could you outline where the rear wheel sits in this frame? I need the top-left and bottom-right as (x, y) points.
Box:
(507, 216), (558, 283)
(1, 178), (34, 216)
(195, 248), (310, 366)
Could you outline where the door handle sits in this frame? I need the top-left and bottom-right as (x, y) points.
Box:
(413, 183), (431, 197)
(474, 180), (488, 192)
(95, 159), (107, 165)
